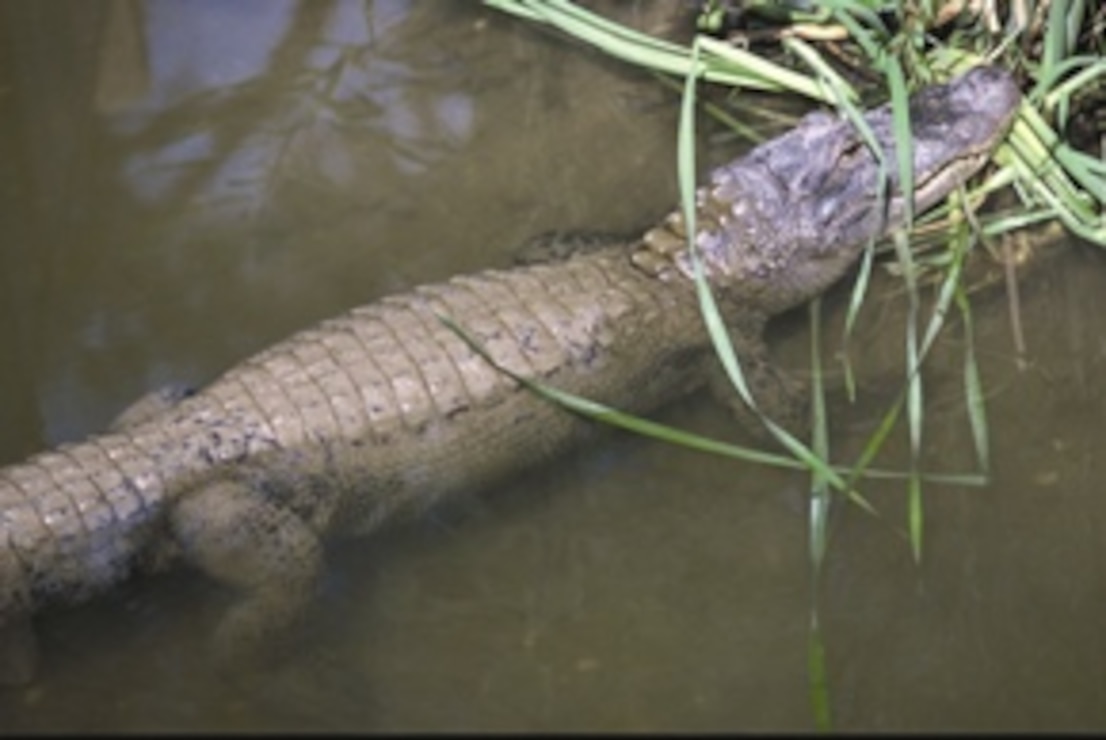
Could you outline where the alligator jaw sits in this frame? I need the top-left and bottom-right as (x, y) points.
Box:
(883, 64), (1021, 223)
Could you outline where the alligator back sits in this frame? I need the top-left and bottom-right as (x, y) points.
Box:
(193, 247), (712, 533)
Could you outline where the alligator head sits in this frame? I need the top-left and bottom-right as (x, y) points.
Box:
(635, 65), (1022, 313)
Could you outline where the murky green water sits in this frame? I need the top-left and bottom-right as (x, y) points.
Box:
(1, 0), (1104, 731)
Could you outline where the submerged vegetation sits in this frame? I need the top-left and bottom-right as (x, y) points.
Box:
(482, 0), (1104, 728)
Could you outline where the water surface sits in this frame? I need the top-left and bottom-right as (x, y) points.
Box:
(1, 0), (1104, 731)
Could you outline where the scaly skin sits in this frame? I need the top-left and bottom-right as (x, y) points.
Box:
(0, 66), (1021, 683)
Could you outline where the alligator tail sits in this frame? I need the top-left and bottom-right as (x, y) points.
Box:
(0, 427), (173, 683)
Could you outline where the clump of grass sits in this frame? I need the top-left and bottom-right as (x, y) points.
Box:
(480, 0), (1103, 729)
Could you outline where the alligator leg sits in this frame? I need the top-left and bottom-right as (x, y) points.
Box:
(169, 479), (323, 669)
(0, 549), (35, 685)
(708, 352), (809, 439)
(512, 230), (630, 266)
(707, 317), (809, 440)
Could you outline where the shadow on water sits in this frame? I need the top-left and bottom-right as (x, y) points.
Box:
(0, 0), (1104, 731)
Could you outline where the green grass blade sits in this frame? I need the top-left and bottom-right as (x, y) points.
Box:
(780, 36), (859, 103)
(808, 611), (833, 731)
(437, 313), (986, 488)
(907, 474), (923, 562)
(695, 36), (838, 100)
(890, 228), (926, 562)
(886, 59), (914, 228)
(1031, 55), (1106, 110)
(437, 315), (806, 469)
(827, 2), (889, 62)
(808, 298), (832, 572)
(884, 60), (931, 562)
(956, 285), (991, 476)
(840, 241), (876, 404)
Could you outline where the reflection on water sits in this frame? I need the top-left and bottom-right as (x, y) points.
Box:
(117, 0), (475, 214)
(1, 0), (682, 447)
(1, 0), (1105, 732)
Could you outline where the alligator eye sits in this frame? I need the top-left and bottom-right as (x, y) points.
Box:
(835, 139), (868, 169)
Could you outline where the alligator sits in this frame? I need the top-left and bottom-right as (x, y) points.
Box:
(0, 65), (1020, 684)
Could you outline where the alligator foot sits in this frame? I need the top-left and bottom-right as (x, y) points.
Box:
(708, 347), (808, 442)
(169, 479), (323, 670)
